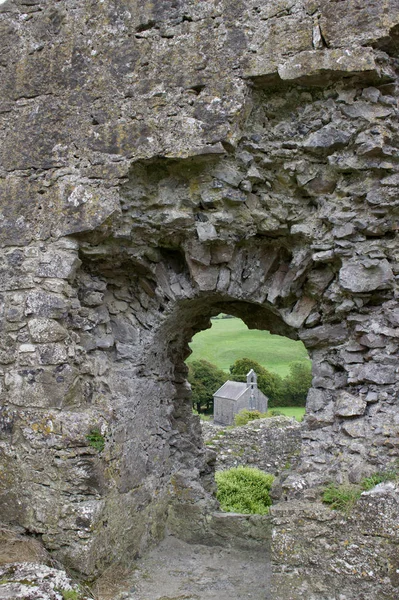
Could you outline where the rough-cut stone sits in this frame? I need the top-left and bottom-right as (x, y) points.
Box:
(25, 292), (68, 319)
(0, 563), (87, 600)
(0, 1), (398, 598)
(303, 124), (353, 153)
(348, 363), (397, 385)
(339, 258), (394, 293)
(341, 418), (366, 438)
(201, 417), (302, 475)
(335, 391), (367, 417)
(277, 47), (389, 84)
(27, 318), (68, 343)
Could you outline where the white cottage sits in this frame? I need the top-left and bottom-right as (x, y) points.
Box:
(213, 369), (268, 425)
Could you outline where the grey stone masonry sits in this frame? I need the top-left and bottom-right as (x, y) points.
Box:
(0, 0), (399, 597)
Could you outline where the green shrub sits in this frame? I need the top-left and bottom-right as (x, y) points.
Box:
(230, 358), (284, 406)
(86, 428), (105, 452)
(267, 408), (284, 417)
(199, 414), (211, 422)
(215, 466), (274, 514)
(234, 409), (267, 426)
(188, 359), (228, 414)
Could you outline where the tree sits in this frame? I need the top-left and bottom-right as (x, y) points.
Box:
(281, 361), (312, 406)
(229, 358), (284, 407)
(188, 360), (228, 414)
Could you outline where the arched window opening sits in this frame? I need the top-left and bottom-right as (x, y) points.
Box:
(186, 313), (311, 425)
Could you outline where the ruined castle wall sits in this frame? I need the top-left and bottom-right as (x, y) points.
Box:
(0, 0), (398, 593)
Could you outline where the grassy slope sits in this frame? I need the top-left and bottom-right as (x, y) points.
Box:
(187, 317), (310, 378)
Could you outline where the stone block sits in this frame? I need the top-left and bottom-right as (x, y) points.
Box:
(335, 391), (367, 417)
(299, 324), (348, 348)
(211, 244), (234, 264)
(319, 0), (399, 50)
(277, 47), (384, 85)
(196, 222), (218, 242)
(244, 15), (313, 82)
(25, 292), (68, 319)
(0, 563), (85, 600)
(306, 388), (330, 412)
(339, 258), (394, 293)
(36, 252), (81, 281)
(110, 315), (139, 344)
(348, 364), (397, 385)
(5, 365), (81, 409)
(37, 343), (68, 365)
(281, 296), (316, 328)
(305, 402), (335, 428)
(341, 101), (393, 121)
(342, 419), (366, 438)
(28, 318), (68, 343)
(188, 263), (220, 291)
(304, 124), (352, 154)
(359, 333), (386, 348)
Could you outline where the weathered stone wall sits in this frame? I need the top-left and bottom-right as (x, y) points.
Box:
(201, 416), (302, 474)
(271, 483), (399, 599)
(0, 0), (399, 595)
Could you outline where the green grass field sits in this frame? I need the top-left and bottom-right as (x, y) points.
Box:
(270, 407), (306, 421)
(187, 316), (310, 378)
(198, 407), (305, 421)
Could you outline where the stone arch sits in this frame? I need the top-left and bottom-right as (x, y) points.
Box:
(34, 222), (389, 573)
(0, 1), (398, 592)
(1, 159), (398, 576)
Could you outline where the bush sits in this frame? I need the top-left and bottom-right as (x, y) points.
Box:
(267, 408), (284, 417)
(216, 466), (274, 514)
(280, 361), (312, 406)
(60, 591), (82, 600)
(230, 358), (284, 406)
(234, 409), (267, 426)
(188, 360), (227, 414)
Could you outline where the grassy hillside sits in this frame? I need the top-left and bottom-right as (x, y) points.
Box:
(187, 316), (310, 378)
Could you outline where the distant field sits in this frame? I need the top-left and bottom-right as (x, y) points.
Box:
(198, 407), (306, 422)
(271, 407), (306, 421)
(187, 316), (310, 378)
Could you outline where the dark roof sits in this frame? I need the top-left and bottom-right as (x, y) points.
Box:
(213, 380), (247, 400)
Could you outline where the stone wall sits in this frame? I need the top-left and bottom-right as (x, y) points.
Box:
(0, 0), (399, 594)
(271, 483), (399, 600)
(201, 416), (302, 474)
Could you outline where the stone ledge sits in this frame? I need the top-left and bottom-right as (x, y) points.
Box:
(246, 47), (395, 87)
